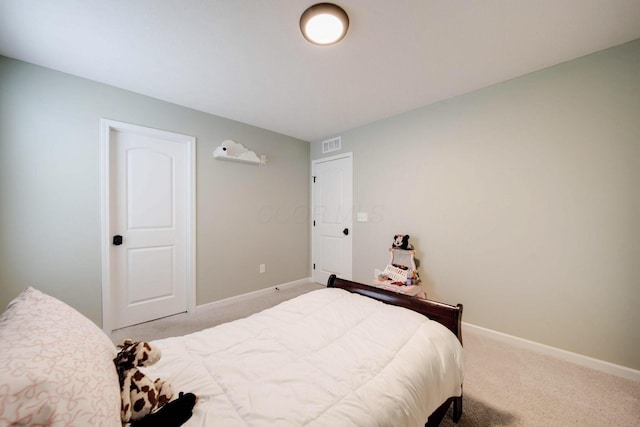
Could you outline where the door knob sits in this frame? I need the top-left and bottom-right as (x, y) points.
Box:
(113, 235), (123, 246)
(343, 228), (349, 236)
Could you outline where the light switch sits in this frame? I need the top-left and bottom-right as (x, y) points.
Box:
(356, 212), (368, 222)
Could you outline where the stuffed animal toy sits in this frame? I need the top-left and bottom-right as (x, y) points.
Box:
(131, 392), (198, 427)
(114, 339), (175, 423)
(392, 234), (412, 250)
(389, 234), (421, 284)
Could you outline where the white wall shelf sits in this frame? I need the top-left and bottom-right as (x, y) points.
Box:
(213, 140), (265, 165)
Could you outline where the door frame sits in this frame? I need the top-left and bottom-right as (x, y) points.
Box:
(100, 119), (196, 334)
(311, 152), (353, 284)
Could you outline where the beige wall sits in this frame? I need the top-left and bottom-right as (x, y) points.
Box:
(0, 57), (310, 326)
(311, 40), (640, 370)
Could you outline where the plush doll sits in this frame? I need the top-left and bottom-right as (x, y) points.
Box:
(131, 392), (198, 427)
(392, 234), (412, 250)
(391, 234), (420, 280)
(114, 339), (175, 423)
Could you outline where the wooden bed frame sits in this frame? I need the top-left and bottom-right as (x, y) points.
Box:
(327, 274), (463, 426)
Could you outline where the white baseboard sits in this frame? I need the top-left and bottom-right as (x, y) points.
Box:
(463, 322), (640, 382)
(195, 277), (313, 313)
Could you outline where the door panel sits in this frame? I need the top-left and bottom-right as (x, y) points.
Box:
(127, 149), (174, 229)
(320, 236), (344, 273)
(127, 246), (174, 304)
(312, 155), (353, 284)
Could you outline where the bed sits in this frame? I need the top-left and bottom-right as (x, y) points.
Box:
(0, 275), (464, 427)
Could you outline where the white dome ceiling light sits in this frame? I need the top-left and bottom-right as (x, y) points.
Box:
(300, 3), (349, 46)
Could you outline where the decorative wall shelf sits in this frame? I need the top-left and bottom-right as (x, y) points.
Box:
(213, 140), (265, 165)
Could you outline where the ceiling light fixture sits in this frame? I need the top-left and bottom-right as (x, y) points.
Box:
(300, 3), (349, 46)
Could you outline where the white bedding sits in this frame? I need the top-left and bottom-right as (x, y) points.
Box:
(144, 288), (464, 427)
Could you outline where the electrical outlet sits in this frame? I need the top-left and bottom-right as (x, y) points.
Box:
(259, 264), (266, 273)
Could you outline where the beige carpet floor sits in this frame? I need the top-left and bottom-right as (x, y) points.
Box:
(111, 282), (640, 426)
(440, 331), (640, 426)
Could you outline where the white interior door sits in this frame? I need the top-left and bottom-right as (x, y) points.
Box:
(101, 120), (195, 331)
(312, 154), (353, 284)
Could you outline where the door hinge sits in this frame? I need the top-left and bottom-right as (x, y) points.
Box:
(313, 176), (316, 183)
(313, 220), (315, 226)
(313, 263), (316, 270)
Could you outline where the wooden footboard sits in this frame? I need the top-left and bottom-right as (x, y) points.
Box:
(327, 274), (464, 425)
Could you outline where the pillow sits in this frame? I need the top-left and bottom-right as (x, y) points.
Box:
(0, 287), (121, 426)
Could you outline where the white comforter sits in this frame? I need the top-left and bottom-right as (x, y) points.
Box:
(144, 288), (464, 427)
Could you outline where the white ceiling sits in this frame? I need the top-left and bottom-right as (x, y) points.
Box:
(1, 1), (640, 142)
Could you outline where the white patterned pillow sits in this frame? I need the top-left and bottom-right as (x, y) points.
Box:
(0, 287), (121, 426)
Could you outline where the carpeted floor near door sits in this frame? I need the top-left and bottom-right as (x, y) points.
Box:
(440, 330), (640, 426)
